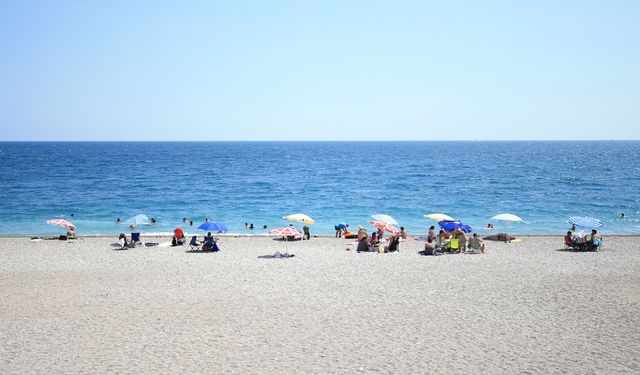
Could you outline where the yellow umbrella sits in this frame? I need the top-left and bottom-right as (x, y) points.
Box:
(424, 213), (454, 221)
(282, 213), (316, 225)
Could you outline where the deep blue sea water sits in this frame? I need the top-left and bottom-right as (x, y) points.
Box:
(0, 141), (639, 236)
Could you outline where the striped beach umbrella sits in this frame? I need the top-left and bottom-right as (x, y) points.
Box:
(369, 220), (400, 235)
(371, 214), (398, 225)
(270, 227), (302, 237)
(568, 216), (604, 228)
(46, 219), (75, 229)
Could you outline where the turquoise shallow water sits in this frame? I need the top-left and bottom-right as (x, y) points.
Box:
(0, 141), (639, 236)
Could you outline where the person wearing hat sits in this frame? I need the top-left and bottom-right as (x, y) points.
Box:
(357, 225), (367, 241)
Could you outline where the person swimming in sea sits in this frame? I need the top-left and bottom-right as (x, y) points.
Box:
(115, 217), (121, 224)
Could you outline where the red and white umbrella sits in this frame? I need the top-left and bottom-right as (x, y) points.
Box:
(46, 219), (75, 229)
(270, 227), (302, 237)
(369, 220), (400, 235)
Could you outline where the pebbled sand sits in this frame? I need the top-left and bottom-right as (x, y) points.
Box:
(1, 236), (639, 374)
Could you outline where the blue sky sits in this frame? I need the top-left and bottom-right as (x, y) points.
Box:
(0, 1), (638, 140)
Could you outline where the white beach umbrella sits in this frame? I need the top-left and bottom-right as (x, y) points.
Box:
(491, 213), (523, 222)
(424, 213), (454, 221)
(282, 213), (315, 225)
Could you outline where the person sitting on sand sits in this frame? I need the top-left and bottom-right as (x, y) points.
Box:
(201, 233), (220, 252)
(483, 233), (517, 242)
(357, 226), (367, 241)
(118, 233), (130, 248)
(376, 228), (384, 242)
(565, 230), (574, 245)
(468, 233), (485, 253)
(436, 229), (447, 250)
(369, 231), (379, 246)
(66, 227), (77, 240)
(384, 235), (400, 252)
(202, 232), (214, 250)
(587, 229), (602, 251)
(400, 227), (407, 240)
(357, 235), (372, 252)
(422, 237), (439, 255)
(172, 227), (185, 246)
(427, 226), (436, 243)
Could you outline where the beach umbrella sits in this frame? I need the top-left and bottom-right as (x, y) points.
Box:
(369, 220), (401, 235)
(198, 222), (229, 233)
(270, 227), (302, 252)
(491, 213), (523, 222)
(438, 220), (472, 233)
(282, 213), (315, 225)
(125, 214), (150, 226)
(371, 214), (398, 225)
(424, 213), (454, 221)
(270, 227), (302, 237)
(568, 216), (604, 228)
(46, 219), (75, 229)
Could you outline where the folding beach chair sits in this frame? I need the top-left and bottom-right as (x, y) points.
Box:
(449, 238), (461, 253)
(466, 243), (481, 254)
(130, 232), (142, 247)
(188, 236), (200, 251)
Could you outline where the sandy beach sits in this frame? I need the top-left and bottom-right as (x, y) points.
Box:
(1, 235), (639, 374)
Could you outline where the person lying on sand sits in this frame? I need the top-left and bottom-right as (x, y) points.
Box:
(258, 251), (295, 258)
(483, 233), (517, 242)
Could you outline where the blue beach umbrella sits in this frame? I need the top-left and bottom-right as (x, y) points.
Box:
(438, 220), (472, 233)
(198, 222), (229, 233)
(568, 216), (604, 228)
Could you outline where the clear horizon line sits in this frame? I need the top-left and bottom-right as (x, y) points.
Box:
(0, 139), (637, 142)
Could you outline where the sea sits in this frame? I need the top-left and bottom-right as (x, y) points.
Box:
(1, 141), (639, 236)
